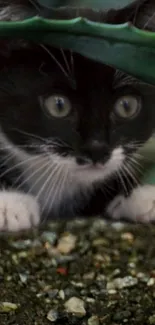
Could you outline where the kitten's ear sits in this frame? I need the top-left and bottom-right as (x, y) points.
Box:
(0, 0), (38, 21)
(106, 0), (155, 31)
(41, 0), (147, 24)
(133, 0), (155, 31)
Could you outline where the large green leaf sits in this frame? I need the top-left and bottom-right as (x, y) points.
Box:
(0, 16), (155, 84)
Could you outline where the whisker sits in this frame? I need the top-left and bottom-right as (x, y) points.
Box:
(35, 163), (60, 201)
(0, 155), (41, 179)
(60, 48), (72, 76)
(12, 128), (46, 143)
(45, 165), (68, 215)
(41, 170), (56, 215)
(128, 154), (144, 166)
(128, 160), (144, 177)
(47, 138), (71, 149)
(18, 159), (50, 192)
(14, 157), (48, 189)
(134, 151), (155, 164)
(144, 11), (155, 30)
(128, 155), (144, 171)
(123, 163), (140, 187)
(119, 164), (135, 192)
(28, 0), (41, 11)
(99, 182), (116, 197)
(40, 44), (69, 78)
(41, 164), (63, 214)
(0, 152), (15, 169)
(126, 141), (144, 148)
(116, 169), (128, 196)
(70, 50), (75, 77)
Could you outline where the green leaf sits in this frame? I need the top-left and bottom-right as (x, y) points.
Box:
(0, 16), (155, 84)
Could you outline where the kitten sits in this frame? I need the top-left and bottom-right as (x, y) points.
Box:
(0, 0), (155, 232)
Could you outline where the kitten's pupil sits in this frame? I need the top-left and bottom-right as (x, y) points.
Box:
(56, 97), (64, 111)
(120, 99), (132, 116)
(122, 99), (130, 112)
(44, 94), (71, 117)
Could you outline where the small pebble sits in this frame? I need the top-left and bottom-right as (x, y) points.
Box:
(111, 222), (125, 230)
(96, 274), (106, 282)
(19, 273), (28, 284)
(0, 302), (20, 313)
(59, 290), (65, 300)
(128, 262), (136, 269)
(149, 315), (155, 324)
(47, 289), (59, 299)
(10, 239), (31, 249)
(107, 276), (138, 290)
(121, 232), (134, 242)
(71, 281), (84, 288)
(57, 233), (77, 254)
(108, 289), (117, 295)
(41, 231), (57, 245)
(47, 309), (58, 322)
(83, 272), (95, 280)
(137, 272), (146, 279)
(137, 272), (149, 283)
(92, 238), (107, 246)
(85, 297), (95, 304)
(88, 315), (99, 325)
(94, 254), (110, 263)
(92, 219), (107, 231)
(147, 278), (155, 287)
(111, 268), (121, 277)
(64, 297), (86, 317)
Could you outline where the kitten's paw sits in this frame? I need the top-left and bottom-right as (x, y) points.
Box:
(106, 185), (155, 223)
(0, 191), (40, 232)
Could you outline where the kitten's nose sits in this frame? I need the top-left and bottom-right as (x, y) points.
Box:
(77, 140), (110, 165)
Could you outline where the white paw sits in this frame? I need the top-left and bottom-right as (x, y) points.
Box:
(0, 191), (40, 232)
(107, 185), (155, 223)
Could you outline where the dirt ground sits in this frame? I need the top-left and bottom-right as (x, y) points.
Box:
(0, 218), (155, 325)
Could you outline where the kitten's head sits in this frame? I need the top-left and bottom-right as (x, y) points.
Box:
(0, 46), (155, 191)
(0, 1), (155, 217)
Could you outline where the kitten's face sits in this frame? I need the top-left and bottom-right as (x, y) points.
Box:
(0, 47), (155, 212)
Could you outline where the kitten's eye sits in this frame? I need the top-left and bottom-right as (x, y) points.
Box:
(114, 95), (141, 119)
(44, 95), (72, 118)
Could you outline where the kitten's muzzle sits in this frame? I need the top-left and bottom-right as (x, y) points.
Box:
(76, 140), (110, 165)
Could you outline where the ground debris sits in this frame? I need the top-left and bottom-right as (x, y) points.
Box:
(0, 218), (155, 325)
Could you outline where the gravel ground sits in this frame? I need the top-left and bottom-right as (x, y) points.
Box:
(0, 218), (155, 325)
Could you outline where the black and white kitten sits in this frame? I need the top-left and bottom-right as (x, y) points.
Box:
(0, 0), (155, 232)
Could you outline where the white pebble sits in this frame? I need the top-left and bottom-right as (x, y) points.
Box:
(59, 290), (65, 300)
(88, 315), (99, 325)
(107, 276), (138, 290)
(147, 278), (155, 287)
(57, 233), (77, 254)
(47, 309), (58, 322)
(64, 297), (86, 317)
